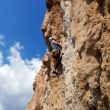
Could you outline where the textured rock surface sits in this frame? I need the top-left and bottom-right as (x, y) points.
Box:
(26, 0), (110, 110)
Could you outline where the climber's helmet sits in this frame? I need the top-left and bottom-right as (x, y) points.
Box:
(49, 37), (54, 43)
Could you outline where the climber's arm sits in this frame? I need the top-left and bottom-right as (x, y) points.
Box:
(52, 40), (62, 48)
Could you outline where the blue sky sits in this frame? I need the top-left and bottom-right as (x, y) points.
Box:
(0, 0), (46, 59)
(0, 0), (46, 110)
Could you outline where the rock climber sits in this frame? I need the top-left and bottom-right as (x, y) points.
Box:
(49, 37), (63, 74)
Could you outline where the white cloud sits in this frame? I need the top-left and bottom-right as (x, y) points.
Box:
(0, 42), (42, 110)
(0, 103), (4, 110)
(0, 35), (5, 46)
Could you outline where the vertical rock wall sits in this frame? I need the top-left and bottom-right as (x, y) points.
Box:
(26, 0), (110, 110)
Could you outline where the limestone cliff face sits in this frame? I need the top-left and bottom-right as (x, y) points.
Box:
(26, 0), (110, 110)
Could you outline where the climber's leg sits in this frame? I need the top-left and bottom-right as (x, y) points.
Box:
(56, 51), (62, 65)
(51, 50), (63, 74)
(59, 53), (62, 64)
(52, 58), (60, 74)
(53, 51), (62, 73)
(55, 62), (59, 73)
(52, 58), (57, 73)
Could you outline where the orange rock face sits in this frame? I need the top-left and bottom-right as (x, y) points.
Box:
(27, 0), (110, 110)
